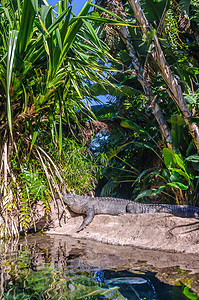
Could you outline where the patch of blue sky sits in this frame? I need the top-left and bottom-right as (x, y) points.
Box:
(48, 0), (93, 15)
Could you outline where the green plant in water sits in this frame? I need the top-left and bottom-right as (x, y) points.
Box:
(182, 283), (199, 300)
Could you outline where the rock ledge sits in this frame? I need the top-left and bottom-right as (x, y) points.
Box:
(45, 200), (199, 254)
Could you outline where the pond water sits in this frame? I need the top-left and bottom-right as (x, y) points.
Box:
(0, 234), (198, 299)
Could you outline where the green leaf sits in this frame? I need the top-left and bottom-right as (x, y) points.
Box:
(168, 115), (185, 149)
(40, 4), (51, 25)
(72, 15), (136, 27)
(174, 153), (188, 173)
(135, 141), (163, 162)
(167, 182), (188, 190)
(120, 119), (147, 135)
(92, 4), (127, 22)
(170, 170), (184, 183)
(107, 143), (133, 160)
(7, 30), (19, 135)
(135, 189), (154, 201)
(90, 83), (141, 97)
(59, 113), (62, 157)
(185, 154), (199, 163)
(163, 148), (176, 169)
(183, 286), (198, 300)
(133, 169), (156, 185)
(171, 168), (191, 183)
(17, 0), (36, 56)
(139, 0), (169, 23)
(185, 155), (199, 172)
(184, 93), (198, 105)
(82, 19), (102, 48)
(30, 131), (38, 151)
(0, 7), (12, 27)
(162, 169), (170, 182)
(152, 185), (166, 195)
(134, 141), (155, 151)
(179, 0), (191, 15)
(31, 0), (39, 13)
(45, 6), (70, 38)
(59, 1), (93, 64)
(169, 114), (186, 126)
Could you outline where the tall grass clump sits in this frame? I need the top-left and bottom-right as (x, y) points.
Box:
(48, 138), (98, 195)
(0, 0), (123, 237)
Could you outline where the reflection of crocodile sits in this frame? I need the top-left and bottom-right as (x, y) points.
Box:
(62, 193), (199, 232)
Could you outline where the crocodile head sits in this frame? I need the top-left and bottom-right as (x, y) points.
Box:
(61, 193), (76, 206)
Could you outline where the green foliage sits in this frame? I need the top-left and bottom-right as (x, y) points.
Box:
(162, 0), (199, 88)
(164, 8), (182, 49)
(184, 89), (199, 110)
(139, 0), (169, 23)
(182, 285), (199, 300)
(90, 83), (141, 98)
(134, 148), (198, 205)
(6, 136), (98, 232)
(9, 158), (51, 231)
(0, 0), (199, 237)
(48, 138), (99, 195)
(94, 114), (160, 198)
(95, 105), (198, 203)
(0, 0), (127, 237)
(190, 0), (199, 27)
(168, 115), (186, 150)
(90, 0), (199, 206)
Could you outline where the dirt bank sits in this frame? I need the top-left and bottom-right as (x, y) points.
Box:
(45, 199), (199, 254)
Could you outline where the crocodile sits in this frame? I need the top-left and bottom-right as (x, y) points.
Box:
(62, 193), (199, 232)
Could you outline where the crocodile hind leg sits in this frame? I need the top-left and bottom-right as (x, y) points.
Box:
(76, 208), (95, 232)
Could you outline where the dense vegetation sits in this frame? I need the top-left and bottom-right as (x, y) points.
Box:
(0, 0), (199, 237)
(93, 0), (199, 205)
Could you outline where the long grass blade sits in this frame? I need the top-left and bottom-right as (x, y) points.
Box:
(60, 0), (92, 62)
(37, 146), (63, 182)
(0, 7), (12, 27)
(7, 30), (18, 136)
(59, 114), (63, 157)
(36, 148), (57, 207)
(17, 0), (36, 56)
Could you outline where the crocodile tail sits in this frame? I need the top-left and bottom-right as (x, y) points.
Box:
(171, 205), (199, 218)
(127, 202), (199, 218)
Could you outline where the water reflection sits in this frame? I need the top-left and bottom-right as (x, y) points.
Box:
(105, 277), (148, 285)
(0, 234), (197, 299)
(95, 270), (190, 300)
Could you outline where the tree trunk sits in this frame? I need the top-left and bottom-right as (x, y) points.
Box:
(128, 0), (199, 153)
(119, 25), (174, 149)
(96, 1), (173, 147)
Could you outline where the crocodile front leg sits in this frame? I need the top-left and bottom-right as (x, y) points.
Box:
(76, 207), (95, 232)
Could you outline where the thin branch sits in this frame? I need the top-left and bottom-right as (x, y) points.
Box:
(37, 146), (64, 183)
(36, 148), (57, 208)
